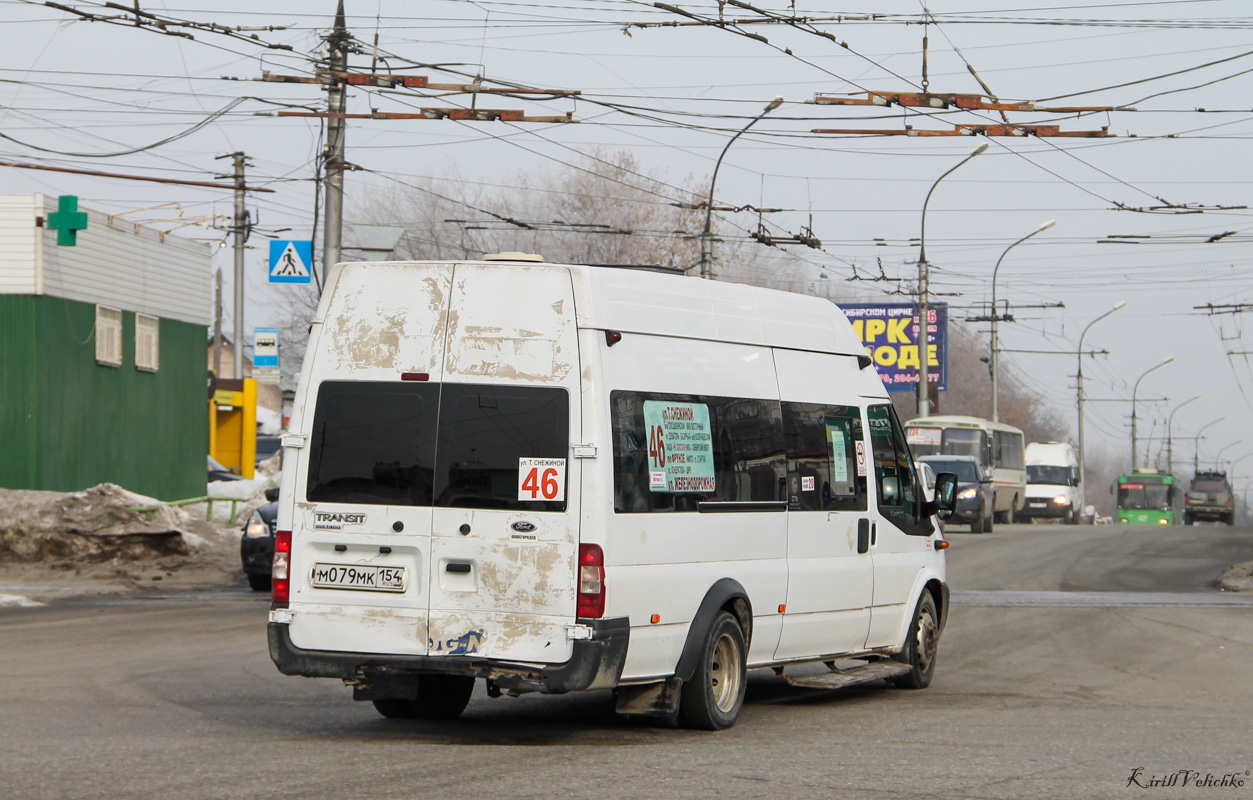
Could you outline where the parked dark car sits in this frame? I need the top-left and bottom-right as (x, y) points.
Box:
(918, 455), (994, 532)
(240, 488), (280, 592)
(255, 435), (282, 465)
(209, 455), (246, 483)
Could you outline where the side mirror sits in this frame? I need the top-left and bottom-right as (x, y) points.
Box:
(932, 473), (958, 520)
(980, 476), (994, 485)
(264, 487), (280, 502)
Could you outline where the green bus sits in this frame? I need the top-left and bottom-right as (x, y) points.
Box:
(1116, 469), (1181, 525)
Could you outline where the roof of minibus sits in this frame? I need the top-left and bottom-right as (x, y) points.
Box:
(331, 259), (868, 358)
(568, 262), (866, 357)
(903, 414), (1025, 434)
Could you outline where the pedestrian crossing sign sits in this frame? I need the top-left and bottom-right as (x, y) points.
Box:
(269, 240), (313, 284)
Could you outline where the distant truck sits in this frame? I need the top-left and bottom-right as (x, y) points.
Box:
(1184, 471), (1235, 526)
(1023, 442), (1084, 524)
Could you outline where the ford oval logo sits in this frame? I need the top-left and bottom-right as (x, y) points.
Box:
(511, 521), (537, 533)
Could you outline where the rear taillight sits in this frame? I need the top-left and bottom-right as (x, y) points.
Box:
(577, 543), (605, 619)
(272, 530), (292, 607)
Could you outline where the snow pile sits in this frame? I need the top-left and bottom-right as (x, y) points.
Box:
(0, 483), (194, 562)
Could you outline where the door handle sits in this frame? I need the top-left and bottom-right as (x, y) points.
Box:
(871, 523), (877, 547)
(856, 519), (870, 554)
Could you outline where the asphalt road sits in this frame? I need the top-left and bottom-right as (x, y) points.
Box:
(2, 523), (1251, 800)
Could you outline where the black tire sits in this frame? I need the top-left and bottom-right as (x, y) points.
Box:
(892, 592), (940, 690)
(678, 611), (747, 730)
(371, 675), (475, 720)
(246, 572), (271, 592)
(1184, 514), (1194, 526)
(983, 512), (994, 533)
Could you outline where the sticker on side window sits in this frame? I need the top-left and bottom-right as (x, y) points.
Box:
(855, 441), (868, 477)
(518, 458), (567, 502)
(642, 401), (716, 493)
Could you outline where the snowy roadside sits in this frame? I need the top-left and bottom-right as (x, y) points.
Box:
(0, 458), (280, 607)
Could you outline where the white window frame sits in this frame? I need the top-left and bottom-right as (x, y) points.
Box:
(135, 313), (160, 373)
(95, 305), (123, 367)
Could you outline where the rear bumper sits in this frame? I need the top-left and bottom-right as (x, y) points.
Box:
(268, 616), (630, 695)
(1186, 508), (1229, 520)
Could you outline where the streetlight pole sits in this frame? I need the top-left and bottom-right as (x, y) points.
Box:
(917, 142), (989, 417)
(1193, 416), (1225, 474)
(1076, 301), (1126, 486)
(990, 219), (1056, 422)
(1166, 394), (1201, 475)
(699, 96), (784, 280)
(1215, 440), (1243, 471)
(1131, 356), (1172, 468)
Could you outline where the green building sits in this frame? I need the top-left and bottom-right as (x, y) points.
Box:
(1, 194), (212, 500)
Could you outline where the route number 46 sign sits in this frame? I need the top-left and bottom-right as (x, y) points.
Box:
(517, 458), (567, 502)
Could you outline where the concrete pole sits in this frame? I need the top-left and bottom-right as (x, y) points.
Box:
(322, 1), (349, 280)
(232, 152), (246, 380)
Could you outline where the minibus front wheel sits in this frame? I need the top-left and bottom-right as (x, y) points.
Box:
(892, 592), (939, 690)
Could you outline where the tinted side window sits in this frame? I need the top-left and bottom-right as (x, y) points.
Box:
(434, 384), (569, 512)
(610, 391), (784, 512)
(307, 381), (439, 506)
(782, 402), (867, 512)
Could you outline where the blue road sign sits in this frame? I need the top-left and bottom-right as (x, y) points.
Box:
(269, 240), (313, 284)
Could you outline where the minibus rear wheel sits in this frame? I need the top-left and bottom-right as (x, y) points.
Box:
(679, 612), (747, 730)
(892, 592), (939, 690)
(371, 675), (476, 720)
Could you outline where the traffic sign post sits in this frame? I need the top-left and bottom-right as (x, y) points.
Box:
(269, 240), (313, 283)
(253, 327), (281, 385)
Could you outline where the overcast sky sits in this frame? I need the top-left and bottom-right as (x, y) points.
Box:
(4, 0), (1253, 479)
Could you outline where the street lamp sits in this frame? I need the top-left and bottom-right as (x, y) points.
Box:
(1215, 439), (1243, 470)
(1165, 393), (1201, 474)
(989, 219), (1056, 422)
(1131, 356), (1173, 468)
(916, 141), (989, 417)
(1076, 301), (1126, 486)
(698, 95), (784, 280)
(1193, 416), (1225, 473)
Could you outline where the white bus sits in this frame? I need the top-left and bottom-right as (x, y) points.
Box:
(904, 415), (1026, 523)
(267, 255), (956, 730)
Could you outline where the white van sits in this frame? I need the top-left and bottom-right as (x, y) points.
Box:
(1023, 441), (1083, 524)
(267, 256), (954, 729)
(904, 415), (1027, 524)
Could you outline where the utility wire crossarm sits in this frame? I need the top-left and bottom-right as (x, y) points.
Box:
(810, 91), (1123, 137)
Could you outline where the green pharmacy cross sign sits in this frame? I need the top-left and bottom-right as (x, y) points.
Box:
(47, 195), (89, 245)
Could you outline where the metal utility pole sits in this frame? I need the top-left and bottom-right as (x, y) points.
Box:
(916, 142), (987, 417)
(1076, 301), (1125, 485)
(322, 1), (350, 280)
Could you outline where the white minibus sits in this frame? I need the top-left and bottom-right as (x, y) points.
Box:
(267, 255), (955, 729)
(904, 414), (1026, 524)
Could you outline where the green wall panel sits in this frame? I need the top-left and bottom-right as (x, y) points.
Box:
(0, 295), (207, 500)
